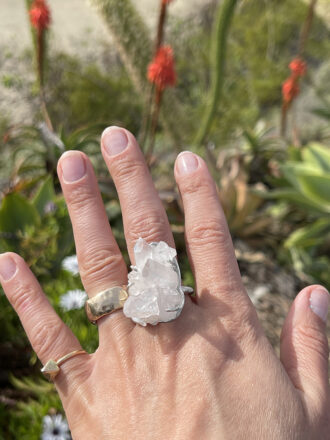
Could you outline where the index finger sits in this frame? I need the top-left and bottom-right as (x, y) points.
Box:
(0, 253), (88, 386)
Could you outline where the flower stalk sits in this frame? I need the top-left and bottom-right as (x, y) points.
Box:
(281, 58), (306, 137)
(90, 0), (184, 144)
(144, 1), (176, 162)
(27, 0), (53, 131)
(280, 0), (318, 137)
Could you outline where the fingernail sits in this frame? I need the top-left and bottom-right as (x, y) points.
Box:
(102, 127), (128, 156)
(176, 152), (199, 175)
(310, 287), (329, 322)
(0, 254), (17, 281)
(61, 152), (86, 183)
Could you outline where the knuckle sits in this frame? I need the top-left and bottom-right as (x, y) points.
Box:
(224, 302), (260, 345)
(10, 281), (38, 314)
(65, 184), (94, 214)
(79, 247), (124, 284)
(126, 210), (169, 244)
(113, 157), (145, 183)
(180, 174), (214, 197)
(31, 317), (65, 360)
(292, 324), (329, 361)
(188, 218), (228, 250)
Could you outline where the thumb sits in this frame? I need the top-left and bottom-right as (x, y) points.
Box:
(280, 285), (329, 414)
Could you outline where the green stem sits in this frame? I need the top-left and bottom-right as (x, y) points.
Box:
(139, 1), (167, 151)
(280, 102), (288, 138)
(146, 87), (163, 163)
(25, 0), (53, 131)
(138, 83), (155, 150)
(155, 2), (167, 52)
(298, 0), (318, 57)
(193, 0), (238, 147)
(37, 28), (53, 131)
(142, 1), (168, 154)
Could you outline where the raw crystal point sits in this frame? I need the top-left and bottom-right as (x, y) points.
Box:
(124, 238), (185, 326)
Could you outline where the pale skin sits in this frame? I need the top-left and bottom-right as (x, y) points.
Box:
(0, 127), (329, 439)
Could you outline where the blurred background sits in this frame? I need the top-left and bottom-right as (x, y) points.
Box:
(0, 0), (330, 438)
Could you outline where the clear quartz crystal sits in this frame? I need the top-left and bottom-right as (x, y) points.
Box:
(124, 238), (185, 326)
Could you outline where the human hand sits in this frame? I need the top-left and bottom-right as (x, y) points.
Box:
(0, 127), (329, 439)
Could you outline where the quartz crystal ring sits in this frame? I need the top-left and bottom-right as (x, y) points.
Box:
(123, 238), (192, 326)
(41, 350), (88, 381)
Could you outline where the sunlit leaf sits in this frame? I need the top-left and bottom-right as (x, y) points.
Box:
(285, 218), (330, 249)
(32, 176), (55, 216)
(0, 193), (40, 234)
(302, 143), (330, 173)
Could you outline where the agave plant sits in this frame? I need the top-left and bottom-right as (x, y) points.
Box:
(270, 143), (330, 214)
(269, 143), (330, 285)
(3, 123), (103, 184)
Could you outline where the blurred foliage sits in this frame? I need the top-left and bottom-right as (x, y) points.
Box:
(1, 377), (62, 439)
(46, 53), (142, 135)
(269, 143), (330, 285)
(273, 143), (330, 213)
(216, 151), (271, 239)
(0, 177), (73, 271)
(2, 123), (108, 184)
(170, 0), (330, 145)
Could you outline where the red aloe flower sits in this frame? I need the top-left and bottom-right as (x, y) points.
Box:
(282, 77), (300, 105)
(29, 0), (51, 31)
(3, 132), (10, 144)
(289, 58), (306, 78)
(147, 45), (176, 91)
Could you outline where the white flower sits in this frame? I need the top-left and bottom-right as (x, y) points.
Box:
(62, 255), (79, 276)
(41, 413), (71, 440)
(60, 290), (87, 311)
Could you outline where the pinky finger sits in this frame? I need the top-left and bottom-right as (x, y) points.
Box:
(0, 252), (84, 382)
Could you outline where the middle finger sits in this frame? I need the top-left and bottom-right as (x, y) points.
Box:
(101, 126), (175, 263)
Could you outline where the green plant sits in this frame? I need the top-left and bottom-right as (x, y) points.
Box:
(3, 123), (104, 183)
(4, 376), (64, 439)
(0, 177), (74, 274)
(271, 143), (330, 213)
(214, 146), (272, 240)
(269, 143), (330, 286)
(193, 0), (238, 147)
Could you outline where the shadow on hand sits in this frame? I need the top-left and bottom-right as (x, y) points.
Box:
(145, 288), (244, 363)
